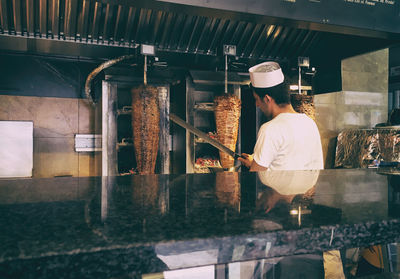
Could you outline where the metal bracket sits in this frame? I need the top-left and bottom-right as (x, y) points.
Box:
(141, 44), (156, 56)
(223, 45), (237, 56)
(298, 56), (310, 67)
(75, 134), (102, 152)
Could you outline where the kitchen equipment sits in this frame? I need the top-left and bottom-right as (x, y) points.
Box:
(214, 95), (241, 168)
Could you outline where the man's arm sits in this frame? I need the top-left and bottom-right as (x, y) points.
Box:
(249, 160), (268, 172)
(238, 153), (268, 172)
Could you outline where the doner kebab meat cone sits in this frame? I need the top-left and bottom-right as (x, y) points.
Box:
(290, 94), (315, 121)
(131, 85), (160, 174)
(214, 94), (241, 168)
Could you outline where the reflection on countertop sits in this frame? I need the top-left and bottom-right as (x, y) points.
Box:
(0, 169), (400, 278)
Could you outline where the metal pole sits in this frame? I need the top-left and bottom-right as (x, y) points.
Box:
(225, 55), (228, 94)
(144, 55), (147, 85)
(298, 66), (301, 94)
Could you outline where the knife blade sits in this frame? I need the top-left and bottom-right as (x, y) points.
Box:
(170, 113), (242, 159)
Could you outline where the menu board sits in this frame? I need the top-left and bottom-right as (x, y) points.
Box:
(157, 0), (400, 35)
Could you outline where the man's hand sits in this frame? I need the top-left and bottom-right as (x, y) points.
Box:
(238, 153), (268, 171)
(238, 153), (253, 168)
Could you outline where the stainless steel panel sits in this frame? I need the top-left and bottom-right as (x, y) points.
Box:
(102, 4), (111, 42)
(12, 0), (21, 34)
(0, 0), (9, 32)
(49, 0), (60, 37)
(64, 0), (77, 39)
(91, 1), (102, 41)
(113, 5), (124, 42)
(158, 86), (170, 174)
(102, 81), (118, 176)
(124, 7), (136, 43)
(39, 0), (47, 35)
(25, 0), (34, 35)
(0, 121), (33, 178)
(77, 0), (89, 40)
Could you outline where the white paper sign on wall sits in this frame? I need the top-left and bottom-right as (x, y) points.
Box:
(0, 121), (33, 178)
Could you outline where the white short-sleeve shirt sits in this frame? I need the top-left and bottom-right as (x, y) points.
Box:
(253, 113), (323, 170)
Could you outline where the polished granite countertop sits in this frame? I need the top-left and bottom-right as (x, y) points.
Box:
(1, 169), (400, 278)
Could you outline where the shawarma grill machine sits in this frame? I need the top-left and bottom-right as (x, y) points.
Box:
(93, 48), (171, 177)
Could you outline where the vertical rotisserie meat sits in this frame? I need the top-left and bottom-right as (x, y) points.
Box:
(214, 94), (241, 169)
(290, 94), (315, 121)
(132, 85), (160, 174)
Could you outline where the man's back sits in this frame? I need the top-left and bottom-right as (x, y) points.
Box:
(253, 113), (323, 170)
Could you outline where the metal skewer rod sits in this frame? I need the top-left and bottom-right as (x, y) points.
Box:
(144, 55), (147, 85)
(225, 54), (228, 94)
(298, 65), (301, 95)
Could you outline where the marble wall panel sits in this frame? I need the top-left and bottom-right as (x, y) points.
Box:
(342, 71), (388, 93)
(342, 111), (368, 127)
(0, 95), (100, 178)
(369, 109), (386, 125)
(315, 102), (337, 132)
(0, 95), (78, 137)
(313, 92), (339, 105)
(314, 49), (389, 168)
(342, 48), (388, 74)
(78, 99), (102, 134)
(33, 137), (79, 178)
(336, 106), (386, 129)
(314, 98), (338, 168)
(342, 91), (387, 106)
(342, 49), (388, 93)
(78, 153), (102, 177)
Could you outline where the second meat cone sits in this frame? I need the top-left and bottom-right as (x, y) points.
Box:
(132, 85), (160, 174)
(214, 94), (241, 168)
(290, 94), (315, 121)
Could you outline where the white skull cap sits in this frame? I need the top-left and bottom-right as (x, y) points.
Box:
(249, 61), (284, 88)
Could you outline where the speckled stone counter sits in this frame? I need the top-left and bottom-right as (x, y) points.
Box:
(1, 169), (400, 278)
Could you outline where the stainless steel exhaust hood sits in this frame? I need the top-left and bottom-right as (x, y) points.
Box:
(0, 0), (397, 63)
(0, 0), (399, 94)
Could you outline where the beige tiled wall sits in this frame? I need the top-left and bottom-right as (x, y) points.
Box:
(0, 95), (102, 178)
(315, 48), (389, 168)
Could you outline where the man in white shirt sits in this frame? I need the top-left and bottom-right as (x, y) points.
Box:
(238, 61), (323, 171)
(238, 62), (346, 279)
